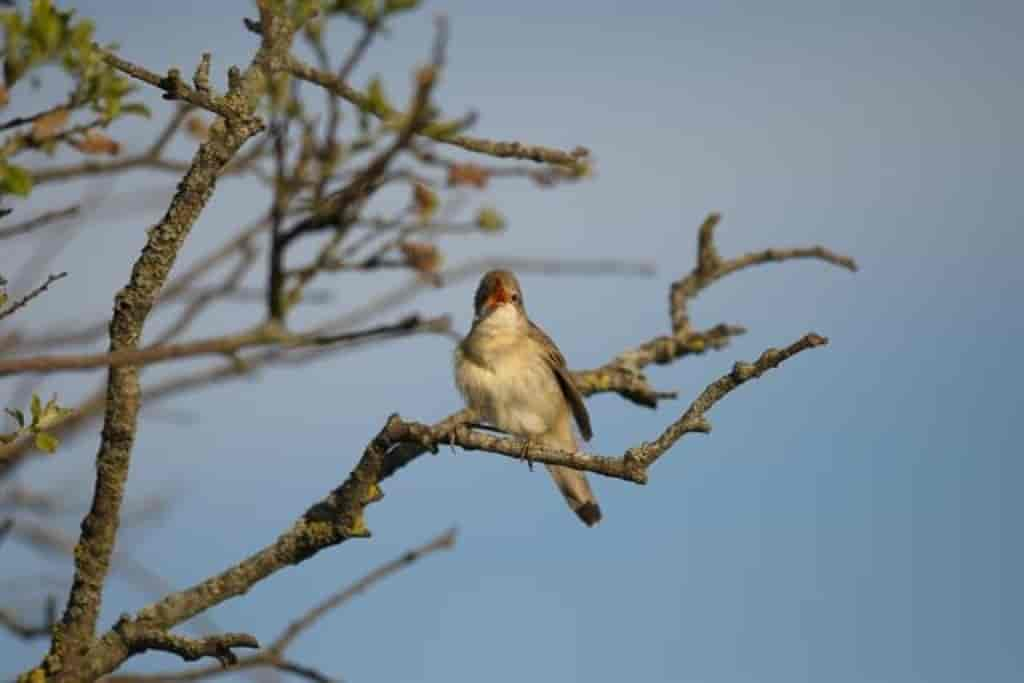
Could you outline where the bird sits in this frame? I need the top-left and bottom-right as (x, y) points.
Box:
(454, 269), (602, 526)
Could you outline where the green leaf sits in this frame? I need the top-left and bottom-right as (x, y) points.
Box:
(67, 18), (94, 51)
(384, 0), (419, 13)
(34, 431), (59, 454)
(365, 76), (392, 116)
(0, 290), (7, 308)
(103, 94), (121, 119)
(0, 432), (18, 445)
(120, 102), (151, 118)
(28, 0), (61, 54)
(5, 408), (25, 428)
(37, 395), (73, 429)
(0, 163), (34, 197)
(29, 393), (42, 423)
(354, 0), (378, 22)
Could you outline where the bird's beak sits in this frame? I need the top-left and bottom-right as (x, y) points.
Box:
(484, 281), (510, 311)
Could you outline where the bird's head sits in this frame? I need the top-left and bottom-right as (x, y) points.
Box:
(473, 269), (526, 323)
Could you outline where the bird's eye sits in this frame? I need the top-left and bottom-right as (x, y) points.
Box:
(510, 292), (519, 302)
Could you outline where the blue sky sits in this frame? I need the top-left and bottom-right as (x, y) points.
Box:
(2, 1), (1022, 681)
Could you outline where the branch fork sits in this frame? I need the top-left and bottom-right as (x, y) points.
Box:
(114, 615), (258, 667)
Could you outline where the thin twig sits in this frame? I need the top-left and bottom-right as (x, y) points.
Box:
(0, 206), (80, 241)
(287, 55), (589, 168)
(271, 527), (456, 653)
(670, 213), (858, 333)
(0, 272), (68, 322)
(0, 313), (449, 376)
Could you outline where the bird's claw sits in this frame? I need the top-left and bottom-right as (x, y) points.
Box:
(520, 439), (535, 471)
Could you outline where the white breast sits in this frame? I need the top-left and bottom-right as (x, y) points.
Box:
(455, 319), (565, 439)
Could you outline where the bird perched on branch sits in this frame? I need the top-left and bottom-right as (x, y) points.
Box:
(454, 269), (601, 526)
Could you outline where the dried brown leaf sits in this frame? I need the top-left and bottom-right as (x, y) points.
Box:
(412, 182), (439, 222)
(31, 109), (69, 141)
(73, 128), (121, 156)
(447, 162), (490, 189)
(400, 241), (442, 285)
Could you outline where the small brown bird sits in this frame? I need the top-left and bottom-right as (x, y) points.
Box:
(454, 269), (602, 526)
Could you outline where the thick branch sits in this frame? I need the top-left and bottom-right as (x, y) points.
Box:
(43, 5), (301, 679)
(72, 331), (824, 681)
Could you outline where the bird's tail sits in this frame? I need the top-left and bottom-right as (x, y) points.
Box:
(542, 420), (602, 526)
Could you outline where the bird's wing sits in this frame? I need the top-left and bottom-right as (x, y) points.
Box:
(527, 320), (593, 441)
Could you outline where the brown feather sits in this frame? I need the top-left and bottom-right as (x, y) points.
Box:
(527, 320), (593, 441)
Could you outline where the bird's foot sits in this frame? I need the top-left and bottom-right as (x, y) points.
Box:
(519, 439), (535, 471)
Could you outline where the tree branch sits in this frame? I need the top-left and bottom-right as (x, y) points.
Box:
(268, 18), (447, 321)
(0, 315), (450, 471)
(107, 528), (456, 683)
(41, 4), (303, 678)
(0, 272), (68, 322)
(0, 314), (450, 376)
(670, 213), (858, 334)
(113, 618), (258, 667)
(382, 332), (827, 485)
(270, 527), (456, 653)
(64, 328), (826, 682)
(1, 598), (56, 640)
(287, 54), (589, 169)
(0, 206), (80, 241)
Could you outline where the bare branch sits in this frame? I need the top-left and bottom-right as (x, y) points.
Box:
(114, 617), (258, 667)
(0, 206), (80, 241)
(44, 10), (303, 676)
(287, 55), (589, 168)
(267, 17), (447, 321)
(627, 332), (830, 469)
(106, 529), (455, 683)
(30, 156), (190, 185)
(1, 596), (56, 640)
(272, 528), (456, 653)
(72, 330), (824, 682)
(0, 315), (450, 472)
(377, 333), (827, 485)
(0, 313), (450, 377)
(670, 213), (858, 334)
(94, 45), (247, 122)
(0, 272), (68, 322)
